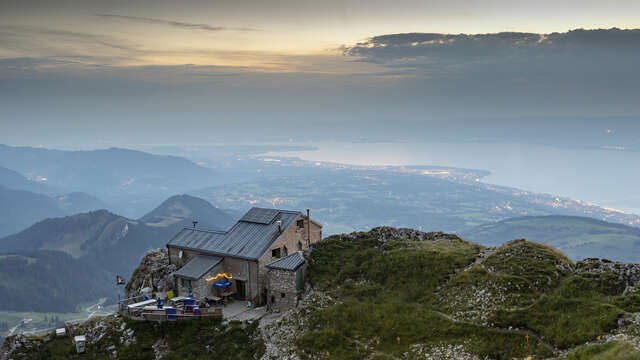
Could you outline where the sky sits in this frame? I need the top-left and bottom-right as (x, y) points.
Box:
(1, 0), (639, 146)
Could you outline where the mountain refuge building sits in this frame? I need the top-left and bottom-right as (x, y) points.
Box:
(166, 207), (322, 308)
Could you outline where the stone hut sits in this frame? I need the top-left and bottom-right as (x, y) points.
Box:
(266, 251), (306, 312)
(167, 207), (322, 306)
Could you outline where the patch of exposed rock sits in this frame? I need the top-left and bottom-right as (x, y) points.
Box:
(259, 291), (334, 360)
(404, 343), (485, 360)
(125, 248), (176, 299)
(0, 314), (136, 360)
(369, 227), (466, 243)
(577, 258), (640, 287)
(152, 337), (169, 360)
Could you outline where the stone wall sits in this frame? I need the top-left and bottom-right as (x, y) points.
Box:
(257, 215), (321, 304)
(267, 268), (301, 312)
(259, 215), (322, 267)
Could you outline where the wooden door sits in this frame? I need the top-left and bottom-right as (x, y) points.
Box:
(236, 280), (246, 300)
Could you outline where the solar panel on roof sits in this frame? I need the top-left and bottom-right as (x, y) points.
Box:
(240, 208), (279, 224)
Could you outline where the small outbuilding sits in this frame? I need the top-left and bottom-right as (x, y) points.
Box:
(266, 251), (306, 312)
(74, 335), (87, 354)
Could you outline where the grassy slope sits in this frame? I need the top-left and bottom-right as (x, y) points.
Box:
(299, 229), (640, 359)
(561, 341), (640, 360)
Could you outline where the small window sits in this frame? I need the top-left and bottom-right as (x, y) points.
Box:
(178, 250), (183, 259)
(182, 279), (191, 288)
(271, 248), (281, 258)
(297, 219), (304, 228)
(271, 295), (275, 304)
(283, 246), (288, 256)
(297, 241), (302, 251)
(281, 292), (286, 298)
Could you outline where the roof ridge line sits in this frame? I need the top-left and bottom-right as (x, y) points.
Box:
(181, 227), (228, 235)
(247, 206), (302, 214)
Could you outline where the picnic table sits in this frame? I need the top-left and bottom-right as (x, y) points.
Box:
(207, 295), (222, 305)
(220, 290), (237, 303)
(126, 299), (157, 317)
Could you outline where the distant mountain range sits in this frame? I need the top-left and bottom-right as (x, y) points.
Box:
(461, 215), (640, 262)
(0, 166), (58, 195)
(0, 145), (225, 218)
(0, 186), (65, 238)
(0, 195), (236, 312)
(0, 166), (107, 237)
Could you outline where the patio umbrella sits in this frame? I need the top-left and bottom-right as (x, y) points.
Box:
(213, 281), (232, 289)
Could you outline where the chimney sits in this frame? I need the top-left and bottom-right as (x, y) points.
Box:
(306, 208), (311, 246)
(277, 220), (282, 233)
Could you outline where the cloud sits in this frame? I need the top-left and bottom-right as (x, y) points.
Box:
(344, 28), (640, 74)
(0, 25), (135, 51)
(0, 25), (140, 66)
(95, 14), (259, 32)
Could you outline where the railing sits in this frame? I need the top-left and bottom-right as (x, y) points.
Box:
(117, 295), (149, 315)
(119, 294), (224, 322)
(140, 309), (222, 321)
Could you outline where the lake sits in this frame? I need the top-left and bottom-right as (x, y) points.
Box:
(266, 141), (640, 216)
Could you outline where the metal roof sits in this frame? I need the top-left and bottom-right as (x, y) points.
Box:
(240, 207), (280, 224)
(167, 207), (302, 260)
(173, 255), (223, 280)
(266, 251), (306, 271)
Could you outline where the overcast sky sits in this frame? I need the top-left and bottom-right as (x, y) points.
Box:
(1, 0), (639, 146)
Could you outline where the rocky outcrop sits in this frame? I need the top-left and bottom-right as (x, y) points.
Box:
(577, 258), (640, 287)
(125, 248), (176, 299)
(366, 227), (465, 243)
(1, 314), (136, 360)
(259, 290), (334, 360)
(1, 334), (43, 360)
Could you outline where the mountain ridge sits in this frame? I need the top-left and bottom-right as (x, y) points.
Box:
(139, 194), (236, 231)
(0, 195), (235, 313)
(0, 144), (223, 218)
(461, 215), (640, 262)
(0, 186), (65, 238)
